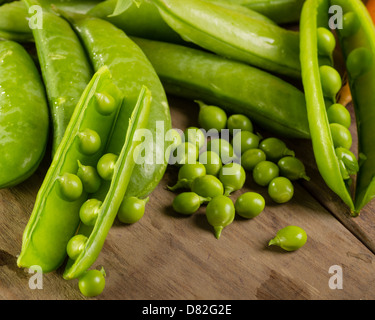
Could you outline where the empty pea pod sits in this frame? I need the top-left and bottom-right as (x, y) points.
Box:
(17, 66), (123, 272)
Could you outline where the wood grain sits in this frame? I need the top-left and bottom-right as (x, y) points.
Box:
(1, 96), (375, 300)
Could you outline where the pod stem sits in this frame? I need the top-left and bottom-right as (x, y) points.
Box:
(284, 149), (295, 157)
(214, 226), (223, 239)
(167, 179), (189, 191)
(268, 236), (280, 247)
(302, 174), (311, 182)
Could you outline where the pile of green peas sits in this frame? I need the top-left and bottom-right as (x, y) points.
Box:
(168, 101), (310, 240)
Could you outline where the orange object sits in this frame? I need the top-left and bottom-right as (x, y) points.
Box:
(367, 0), (375, 24)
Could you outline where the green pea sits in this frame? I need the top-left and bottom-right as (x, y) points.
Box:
(78, 128), (101, 155)
(277, 157), (310, 181)
(206, 195), (235, 239)
(232, 130), (260, 155)
(78, 269), (106, 298)
(97, 153), (118, 181)
(327, 103), (351, 128)
(268, 226), (307, 251)
(227, 114), (253, 134)
(219, 162), (246, 196)
(268, 177), (294, 204)
(58, 173), (83, 202)
(184, 126), (205, 150)
(199, 151), (222, 176)
(317, 27), (336, 57)
(165, 128), (183, 160)
(259, 137), (294, 162)
(335, 147), (359, 179)
(67, 234), (88, 260)
(240, 148), (266, 171)
(95, 91), (117, 115)
(346, 47), (373, 80)
(118, 196), (149, 224)
(168, 162), (206, 191)
(319, 65), (342, 100)
(341, 11), (360, 38)
(206, 138), (235, 164)
(253, 161), (279, 187)
(330, 123), (352, 149)
(80, 199), (102, 227)
(77, 161), (102, 194)
(196, 100), (227, 131)
(235, 192), (265, 219)
(172, 192), (208, 215)
(173, 142), (199, 166)
(191, 175), (224, 198)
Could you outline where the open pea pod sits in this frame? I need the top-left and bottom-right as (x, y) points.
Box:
(63, 85), (152, 280)
(331, 0), (375, 213)
(17, 66), (123, 272)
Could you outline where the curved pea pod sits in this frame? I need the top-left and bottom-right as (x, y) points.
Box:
(300, 0), (355, 212)
(149, 0), (301, 78)
(0, 40), (49, 188)
(17, 66), (123, 272)
(332, 0), (375, 214)
(23, 0), (93, 155)
(58, 11), (172, 199)
(63, 86), (152, 280)
(132, 37), (310, 139)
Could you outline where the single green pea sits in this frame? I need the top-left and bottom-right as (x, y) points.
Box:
(206, 138), (235, 164)
(268, 177), (294, 204)
(330, 123), (352, 149)
(259, 137), (294, 162)
(78, 269), (106, 298)
(219, 162), (246, 196)
(346, 47), (373, 80)
(317, 27), (336, 57)
(232, 130), (260, 155)
(78, 128), (101, 155)
(58, 173), (83, 202)
(268, 226), (307, 251)
(80, 198), (102, 227)
(168, 162), (206, 191)
(165, 128), (183, 160)
(327, 103), (351, 128)
(118, 196), (149, 224)
(67, 234), (88, 260)
(341, 11), (361, 38)
(95, 91), (117, 115)
(173, 142), (199, 166)
(319, 65), (342, 100)
(97, 153), (118, 181)
(196, 100), (227, 131)
(335, 147), (359, 179)
(191, 175), (224, 198)
(277, 157), (310, 181)
(199, 151), (222, 176)
(227, 114), (253, 134)
(77, 161), (102, 194)
(184, 126), (206, 150)
(172, 192), (208, 215)
(240, 148), (266, 171)
(206, 195), (235, 239)
(253, 161), (279, 187)
(235, 192), (265, 219)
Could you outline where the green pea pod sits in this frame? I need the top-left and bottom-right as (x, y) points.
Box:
(17, 66), (123, 272)
(58, 10), (172, 198)
(22, 0), (93, 155)
(300, 0), (355, 212)
(0, 40), (49, 188)
(63, 86), (152, 280)
(149, 0), (301, 78)
(331, 0), (375, 214)
(132, 37), (310, 139)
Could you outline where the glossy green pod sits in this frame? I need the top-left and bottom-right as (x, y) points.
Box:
(332, 0), (375, 214)
(17, 66), (123, 272)
(0, 40), (49, 188)
(132, 37), (310, 139)
(300, 0), (355, 212)
(23, 0), (93, 155)
(63, 86), (152, 280)
(58, 11), (172, 198)
(149, 0), (301, 78)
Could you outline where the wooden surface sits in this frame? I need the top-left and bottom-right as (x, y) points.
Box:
(1, 95), (375, 300)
